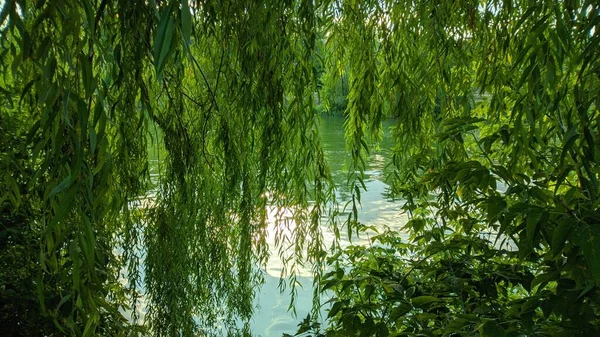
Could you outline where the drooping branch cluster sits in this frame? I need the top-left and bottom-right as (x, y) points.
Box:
(1, 0), (599, 336)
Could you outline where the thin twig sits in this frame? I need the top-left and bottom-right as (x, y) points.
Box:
(181, 90), (215, 172)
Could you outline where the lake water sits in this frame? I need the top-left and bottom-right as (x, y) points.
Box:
(251, 117), (408, 336)
(140, 117), (407, 335)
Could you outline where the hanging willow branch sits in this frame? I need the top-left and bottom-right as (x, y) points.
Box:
(1, 0), (599, 336)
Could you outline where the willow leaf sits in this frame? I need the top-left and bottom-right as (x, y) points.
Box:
(154, 3), (175, 82)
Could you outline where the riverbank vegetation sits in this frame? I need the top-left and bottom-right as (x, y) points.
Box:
(1, 0), (599, 336)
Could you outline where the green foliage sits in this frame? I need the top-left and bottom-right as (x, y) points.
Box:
(293, 229), (600, 336)
(1, 0), (333, 335)
(0, 108), (59, 336)
(318, 72), (349, 116)
(286, 0), (600, 336)
(1, 0), (599, 336)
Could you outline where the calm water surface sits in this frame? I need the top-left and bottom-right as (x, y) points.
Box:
(251, 117), (408, 336)
(141, 117), (407, 335)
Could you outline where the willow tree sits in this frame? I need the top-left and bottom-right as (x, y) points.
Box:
(311, 1), (600, 336)
(1, 0), (599, 337)
(1, 0), (334, 335)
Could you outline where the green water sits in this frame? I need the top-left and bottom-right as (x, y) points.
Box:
(320, 116), (394, 197)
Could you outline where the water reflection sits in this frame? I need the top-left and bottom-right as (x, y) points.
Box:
(138, 117), (407, 335)
(253, 117), (408, 337)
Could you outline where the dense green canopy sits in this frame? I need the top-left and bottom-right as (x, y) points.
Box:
(0, 0), (599, 336)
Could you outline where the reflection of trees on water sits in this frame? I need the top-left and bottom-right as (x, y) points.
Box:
(319, 117), (396, 204)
